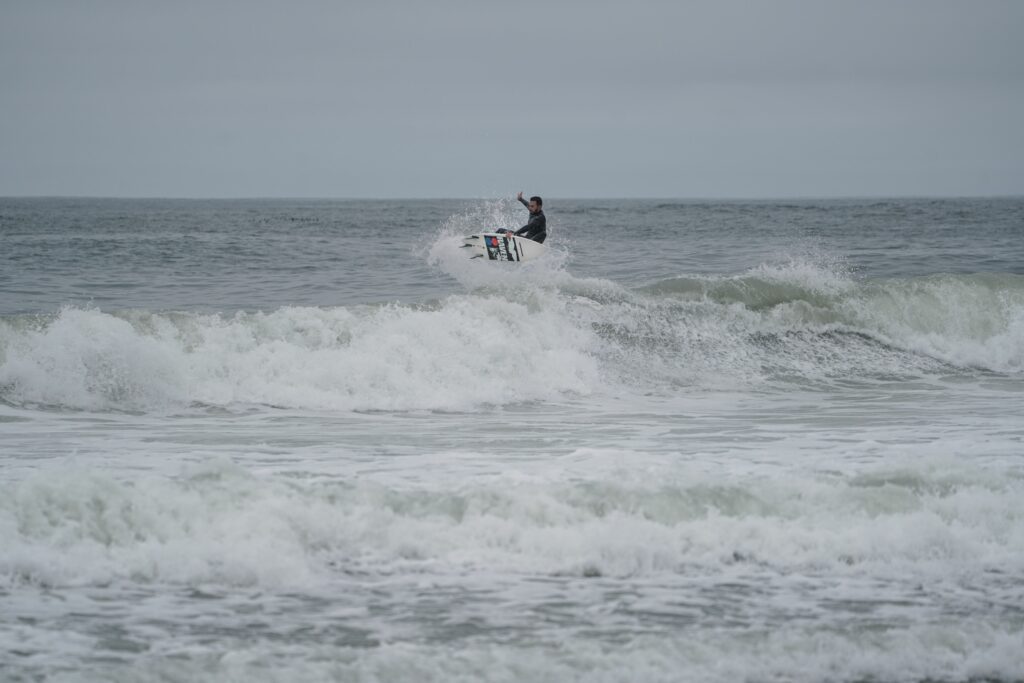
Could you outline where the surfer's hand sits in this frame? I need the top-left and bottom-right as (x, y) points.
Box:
(516, 192), (523, 201)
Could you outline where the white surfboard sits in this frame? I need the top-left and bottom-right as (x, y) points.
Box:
(461, 232), (546, 262)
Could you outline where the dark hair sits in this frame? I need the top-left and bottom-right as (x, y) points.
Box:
(530, 196), (543, 207)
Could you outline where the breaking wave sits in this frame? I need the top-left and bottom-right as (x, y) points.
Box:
(1, 263), (1021, 412)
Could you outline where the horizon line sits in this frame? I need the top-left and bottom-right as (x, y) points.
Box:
(2, 193), (1023, 202)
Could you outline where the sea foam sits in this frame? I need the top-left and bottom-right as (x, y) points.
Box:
(2, 451), (1021, 589)
(0, 296), (600, 412)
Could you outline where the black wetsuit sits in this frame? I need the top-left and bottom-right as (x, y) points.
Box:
(513, 197), (547, 244)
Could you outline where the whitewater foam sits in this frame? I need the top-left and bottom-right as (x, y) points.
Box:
(0, 298), (601, 413)
(4, 451), (1021, 589)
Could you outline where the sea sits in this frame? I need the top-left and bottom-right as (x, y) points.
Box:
(1, 196), (1023, 682)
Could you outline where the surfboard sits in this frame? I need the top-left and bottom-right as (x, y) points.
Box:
(461, 232), (546, 262)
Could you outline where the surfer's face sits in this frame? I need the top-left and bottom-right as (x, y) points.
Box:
(528, 200), (540, 213)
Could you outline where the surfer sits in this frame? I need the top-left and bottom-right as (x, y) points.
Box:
(498, 192), (546, 244)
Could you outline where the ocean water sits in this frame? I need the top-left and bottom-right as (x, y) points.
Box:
(1, 196), (1023, 682)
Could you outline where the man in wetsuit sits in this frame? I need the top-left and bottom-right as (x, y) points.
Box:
(499, 192), (546, 244)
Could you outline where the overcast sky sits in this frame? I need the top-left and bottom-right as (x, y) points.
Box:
(2, 0), (1022, 198)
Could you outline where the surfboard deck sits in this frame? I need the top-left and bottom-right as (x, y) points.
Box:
(461, 232), (545, 262)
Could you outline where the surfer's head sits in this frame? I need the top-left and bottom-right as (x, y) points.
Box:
(529, 196), (543, 213)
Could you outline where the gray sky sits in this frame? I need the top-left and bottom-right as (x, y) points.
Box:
(2, 0), (1023, 198)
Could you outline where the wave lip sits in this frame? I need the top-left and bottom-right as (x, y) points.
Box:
(632, 266), (1024, 379)
(842, 273), (1024, 373)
